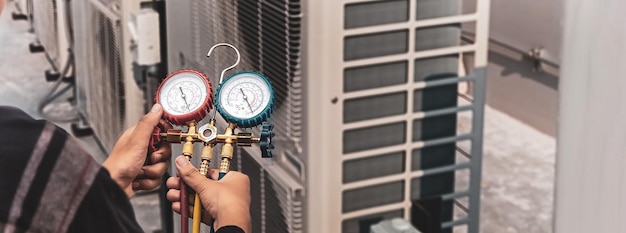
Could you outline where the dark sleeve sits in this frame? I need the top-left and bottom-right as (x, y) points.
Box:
(0, 107), (47, 225)
(66, 168), (144, 233)
(0, 106), (143, 233)
(216, 226), (245, 233)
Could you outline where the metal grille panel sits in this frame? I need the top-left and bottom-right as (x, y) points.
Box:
(191, 1), (303, 145)
(240, 148), (304, 233)
(339, 0), (488, 232)
(80, 0), (125, 151)
(343, 151), (405, 183)
(343, 122), (407, 154)
(344, 92), (407, 123)
(170, 0), (490, 232)
(344, 0), (409, 29)
(189, 4), (305, 231)
(343, 181), (405, 213)
(344, 30), (409, 61)
(344, 61), (408, 93)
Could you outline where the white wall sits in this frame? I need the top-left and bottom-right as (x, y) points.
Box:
(480, 0), (563, 136)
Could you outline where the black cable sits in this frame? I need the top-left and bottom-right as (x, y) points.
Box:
(37, 53), (77, 123)
(37, 0), (77, 123)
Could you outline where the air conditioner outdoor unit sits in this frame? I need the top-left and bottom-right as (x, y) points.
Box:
(71, 0), (156, 151)
(166, 0), (490, 232)
(10, 0), (30, 21)
(30, 0), (73, 80)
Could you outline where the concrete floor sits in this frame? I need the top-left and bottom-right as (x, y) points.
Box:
(0, 3), (556, 233)
(458, 105), (555, 233)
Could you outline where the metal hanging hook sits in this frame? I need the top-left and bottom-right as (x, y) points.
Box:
(207, 43), (241, 84)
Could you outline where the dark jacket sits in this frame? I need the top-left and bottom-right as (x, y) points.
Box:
(0, 106), (243, 233)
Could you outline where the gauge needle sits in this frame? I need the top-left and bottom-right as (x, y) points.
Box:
(180, 87), (191, 111)
(240, 88), (254, 114)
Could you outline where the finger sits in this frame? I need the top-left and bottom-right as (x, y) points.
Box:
(175, 156), (215, 195)
(172, 201), (195, 216)
(219, 171), (250, 184)
(165, 189), (195, 206)
(171, 202), (181, 214)
(149, 142), (172, 163)
(137, 162), (168, 179)
(167, 189), (180, 202)
(166, 176), (180, 189)
(132, 104), (164, 146)
(132, 178), (161, 191)
(160, 119), (173, 130)
(132, 178), (160, 190)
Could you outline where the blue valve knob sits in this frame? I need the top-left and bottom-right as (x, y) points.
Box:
(260, 122), (275, 158)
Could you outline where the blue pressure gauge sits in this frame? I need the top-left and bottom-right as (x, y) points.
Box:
(215, 71), (274, 128)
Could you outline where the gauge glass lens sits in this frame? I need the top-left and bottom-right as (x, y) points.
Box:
(219, 73), (271, 119)
(159, 72), (208, 116)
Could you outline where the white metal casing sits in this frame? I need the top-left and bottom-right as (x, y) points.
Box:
(72, 0), (153, 151)
(129, 9), (161, 66)
(305, 1), (490, 232)
(13, 0), (29, 15)
(31, 0), (72, 76)
(166, 0), (491, 232)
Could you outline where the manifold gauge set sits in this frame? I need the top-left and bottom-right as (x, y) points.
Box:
(151, 43), (275, 233)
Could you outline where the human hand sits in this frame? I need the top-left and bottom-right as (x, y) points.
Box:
(166, 156), (251, 233)
(103, 104), (172, 198)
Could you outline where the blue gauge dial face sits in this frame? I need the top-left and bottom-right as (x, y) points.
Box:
(159, 73), (208, 116)
(218, 73), (272, 119)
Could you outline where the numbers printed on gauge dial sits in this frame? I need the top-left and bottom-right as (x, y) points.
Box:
(160, 73), (208, 115)
(219, 73), (271, 119)
(216, 71), (274, 128)
(155, 69), (213, 125)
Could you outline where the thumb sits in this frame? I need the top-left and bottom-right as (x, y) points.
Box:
(175, 156), (214, 194)
(133, 104), (163, 146)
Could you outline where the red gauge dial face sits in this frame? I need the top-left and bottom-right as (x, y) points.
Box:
(155, 69), (213, 125)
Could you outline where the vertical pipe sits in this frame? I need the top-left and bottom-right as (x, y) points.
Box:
(180, 123), (196, 233)
(193, 143), (213, 233)
(468, 70), (486, 233)
(467, 0), (490, 231)
(180, 170), (189, 233)
(192, 194), (202, 233)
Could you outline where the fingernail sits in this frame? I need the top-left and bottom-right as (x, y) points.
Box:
(151, 104), (161, 113)
(176, 156), (188, 167)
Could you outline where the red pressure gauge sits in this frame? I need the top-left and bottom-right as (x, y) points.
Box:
(155, 69), (214, 125)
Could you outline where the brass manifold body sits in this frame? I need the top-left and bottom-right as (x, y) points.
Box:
(161, 120), (263, 173)
(161, 120), (267, 233)
(161, 125), (261, 146)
